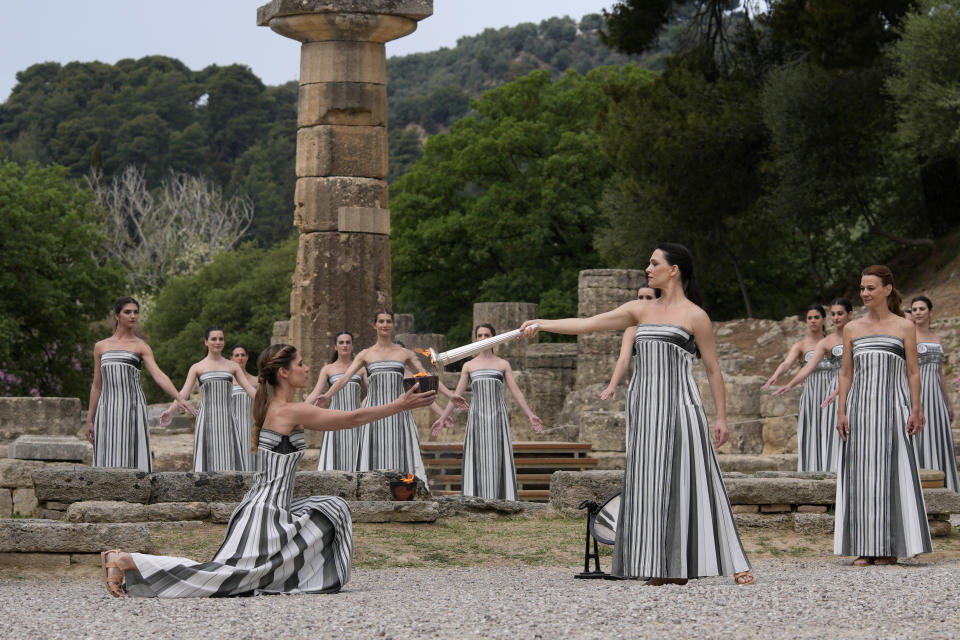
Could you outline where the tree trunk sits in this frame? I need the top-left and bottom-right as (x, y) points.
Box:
(723, 245), (753, 318)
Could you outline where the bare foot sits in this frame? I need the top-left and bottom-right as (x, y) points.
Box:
(852, 556), (873, 566)
(874, 556), (897, 565)
(734, 571), (755, 585)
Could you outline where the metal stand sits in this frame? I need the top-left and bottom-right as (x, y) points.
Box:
(574, 499), (608, 579)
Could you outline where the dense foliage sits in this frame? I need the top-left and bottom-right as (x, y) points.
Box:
(141, 236), (297, 401)
(0, 161), (123, 397)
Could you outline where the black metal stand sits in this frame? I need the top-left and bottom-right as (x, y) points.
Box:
(574, 499), (608, 579)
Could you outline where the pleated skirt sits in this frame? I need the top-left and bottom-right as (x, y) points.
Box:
(797, 367), (841, 472)
(461, 372), (518, 500)
(912, 362), (959, 492)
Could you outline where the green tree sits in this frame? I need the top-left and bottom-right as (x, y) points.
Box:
(142, 236), (296, 400)
(391, 66), (654, 343)
(0, 161), (123, 397)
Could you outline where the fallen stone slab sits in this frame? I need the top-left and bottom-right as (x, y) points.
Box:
(349, 500), (439, 523)
(724, 478), (837, 505)
(435, 496), (552, 519)
(754, 470), (836, 480)
(65, 501), (211, 523)
(922, 489), (960, 515)
(0, 397), (81, 441)
(149, 471), (253, 503)
(9, 435), (92, 463)
(292, 471), (358, 499)
(793, 512), (834, 534)
(716, 454), (798, 473)
(733, 513), (793, 529)
(33, 468), (151, 504)
(0, 520), (150, 553)
(209, 502), (238, 524)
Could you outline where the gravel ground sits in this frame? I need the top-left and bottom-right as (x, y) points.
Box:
(2, 556), (959, 639)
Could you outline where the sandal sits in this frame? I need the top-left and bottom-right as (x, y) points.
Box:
(734, 571), (755, 585)
(852, 556), (874, 566)
(101, 549), (127, 598)
(874, 556), (897, 565)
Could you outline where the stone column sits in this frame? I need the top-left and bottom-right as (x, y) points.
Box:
(257, 0), (433, 375)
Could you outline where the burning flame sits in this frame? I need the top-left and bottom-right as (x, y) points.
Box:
(413, 371), (428, 378)
(414, 347), (436, 366)
(401, 473), (415, 484)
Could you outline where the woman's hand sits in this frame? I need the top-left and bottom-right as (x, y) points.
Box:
(397, 384), (436, 412)
(315, 393), (331, 408)
(519, 320), (540, 340)
(761, 375), (778, 390)
(529, 414), (543, 433)
(85, 421), (94, 444)
(771, 384), (792, 397)
(451, 394), (469, 410)
(836, 413), (849, 442)
(907, 409), (924, 436)
(599, 385), (616, 400)
(177, 398), (198, 417)
(820, 387), (839, 408)
(713, 417), (729, 447)
(431, 416), (453, 437)
(159, 407), (176, 428)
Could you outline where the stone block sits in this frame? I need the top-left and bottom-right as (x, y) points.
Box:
(753, 471), (835, 480)
(0, 489), (11, 517)
(734, 513), (792, 529)
(149, 472), (253, 503)
(258, 0), (434, 24)
(292, 471), (357, 499)
(762, 416), (799, 455)
(715, 454), (798, 474)
(797, 505), (828, 513)
(761, 386), (803, 418)
(294, 176), (388, 233)
(577, 411), (625, 452)
(32, 468), (152, 504)
(549, 470), (623, 513)
(209, 502), (238, 524)
(793, 513), (834, 534)
(0, 397), (81, 441)
(524, 343), (577, 370)
(298, 41), (387, 83)
(434, 496), (550, 519)
(296, 125), (387, 178)
(356, 471), (431, 501)
(349, 500), (439, 523)
(590, 451), (626, 470)
(151, 450), (193, 472)
(0, 552), (71, 569)
(9, 435), (91, 463)
(0, 459), (46, 488)
(44, 502), (71, 511)
(0, 520), (151, 553)
(929, 520), (952, 537)
(271, 320), (291, 346)
(760, 503), (791, 513)
(299, 81), (387, 127)
(731, 504), (758, 513)
(65, 501), (211, 523)
(923, 488), (960, 515)
(726, 478), (836, 505)
(34, 508), (65, 520)
(716, 419), (763, 455)
(12, 488), (37, 516)
(338, 206), (390, 234)
(395, 314), (415, 334)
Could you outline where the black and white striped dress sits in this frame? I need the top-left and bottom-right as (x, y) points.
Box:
(124, 429), (352, 597)
(798, 348), (841, 472)
(355, 360), (427, 484)
(912, 342), (958, 492)
(193, 371), (246, 472)
(318, 373), (363, 471)
(93, 350), (152, 472)
(230, 384), (255, 472)
(834, 335), (933, 557)
(612, 324), (750, 579)
(462, 368), (518, 501)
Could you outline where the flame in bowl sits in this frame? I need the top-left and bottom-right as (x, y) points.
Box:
(401, 473), (415, 484)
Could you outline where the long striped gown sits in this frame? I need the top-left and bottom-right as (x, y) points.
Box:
(461, 369), (518, 500)
(93, 350), (152, 472)
(124, 430), (352, 597)
(230, 384), (255, 472)
(318, 373), (363, 471)
(193, 371), (246, 472)
(612, 324), (750, 579)
(356, 361), (428, 485)
(912, 342), (959, 492)
(834, 335), (932, 557)
(797, 347), (842, 472)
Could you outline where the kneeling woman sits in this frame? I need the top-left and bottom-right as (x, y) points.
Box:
(100, 344), (436, 598)
(520, 243), (752, 585)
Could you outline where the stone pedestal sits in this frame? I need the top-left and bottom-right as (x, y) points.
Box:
(576, 269), (647, 387)
(472, 302), (538, 368)
(258, 0), (432, 378)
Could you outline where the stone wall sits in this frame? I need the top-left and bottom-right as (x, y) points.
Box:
(0, 398), (81, 443)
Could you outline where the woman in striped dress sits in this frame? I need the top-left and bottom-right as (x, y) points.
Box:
(835, 266), (932, 566)
(431, 323), (543, 500)
(308, 331), (367, 471)
(908, 296), (957, 492)
(161, 327), (256, 472)
(100, 343), (437, 598)
(600, 285), (657, 402)
(762, 305), (828, 467)
(520, 243), (753, 586)
(229, 344), (258, 472)
(310, 311), (467, 485)
(86, 297), (196, 471)
(772, 298), (853, 472)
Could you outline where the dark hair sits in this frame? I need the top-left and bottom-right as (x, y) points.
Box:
(654, 242), (701, 306)
(230, 344), (248, 358)
(475, 323), (496, 338)
(252, 344), (298, 452)
(203, 325), (225, 356)
(373, 309), (394, 323)
(861, 265), (904, 317)
(805, 304), (827, 335)
(911, 295), (933, 312)
(831, 297), (853, 313)
(112, 296), (139, 328)
(330, 331), (355, 363)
